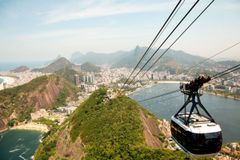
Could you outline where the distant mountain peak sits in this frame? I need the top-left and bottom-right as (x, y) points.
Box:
(53, 57), (71, 64)
(70, 46), (235, 70)
(11, 65), (29, 73)
(134, 45), (143, 55)
(32, 57), (81, 73)
(81, 62), (101, 72)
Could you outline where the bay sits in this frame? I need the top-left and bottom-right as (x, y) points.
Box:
(0, 130), (42, 160)
(130, 83), (240, 143)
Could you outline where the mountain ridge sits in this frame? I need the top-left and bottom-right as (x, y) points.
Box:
(80, 62), (101, 72)
(71, 50), (127, 65)
(10, 66), (29, 73)
(70, 46), (209, 68)
(0, 75), (78, 131)
(70, 46), (240, 74)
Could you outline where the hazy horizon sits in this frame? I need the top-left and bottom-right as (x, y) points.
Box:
(0, 45), (239, 63)
(0, 0), (239, 62)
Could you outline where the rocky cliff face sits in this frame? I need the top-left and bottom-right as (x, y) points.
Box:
(0, 119), (8, 131)
(0, 75), (78, 131)
(29, 76), (64, 110)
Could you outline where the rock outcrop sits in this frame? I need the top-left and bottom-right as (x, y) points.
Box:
(0, 75), (78, 131)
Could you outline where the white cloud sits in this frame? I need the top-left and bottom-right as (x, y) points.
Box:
(41, 1), (173, 24)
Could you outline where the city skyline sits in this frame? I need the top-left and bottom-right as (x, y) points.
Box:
(0, 0), (239, 62)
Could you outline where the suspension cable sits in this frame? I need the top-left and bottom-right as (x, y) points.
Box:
(191, 41), (240, 68)
(212, 63), (240, 79)
(142, 94), (182, 106)
(138, 89), (180, 102)
(127, 0), (200, 86)
(141, 0), (215, 77)
(122, 0), (183, 88)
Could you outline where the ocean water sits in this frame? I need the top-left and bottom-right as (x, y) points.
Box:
(0, 78), (3, 84)
(0, 130), (42, 160)
(130, 83), (240, 143)
(0, 61), (47, 71)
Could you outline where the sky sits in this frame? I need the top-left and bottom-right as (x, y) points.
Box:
(0, 0), (239, 62)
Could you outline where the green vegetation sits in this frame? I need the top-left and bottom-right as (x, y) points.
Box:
(81, 62), (101, 72)
(35, 117), (58, 128)
(34, 118), (61, 160)
(35, 88), (187, 160)
(35, 139), (57, 160)
(34, 117), (60, 142)
(54, 77), (78, 109)
(53, 76), (79, 108)
(55, 67), (83, 85)
(70, 88), (110, 142)
(17, 106), (33, 122)
(55, 88), (68, 106)
(7, 119), (17, 127)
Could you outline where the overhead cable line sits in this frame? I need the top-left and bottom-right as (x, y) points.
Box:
(127, 0), (200, 86)
(212, 68), (240, 80)
(122, 0), (183, 88)
(138, 89), (180, 102)
(212, 63), (240, 79)
(141, 0), (215, 78)
(186, 41), (240, 74)
(153, 0), (186, 45)
(192, 41), (240, 68)
(142, 94), (182, 106)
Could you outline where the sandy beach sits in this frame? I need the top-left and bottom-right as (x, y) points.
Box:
(11, 122), (49, 133)
(0, 76), (16, 90)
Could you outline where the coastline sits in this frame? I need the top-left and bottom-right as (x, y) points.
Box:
(0, 128), (9, 134)
(10, 122), (49, 133)
(128, 80), (239, 101)
(203, 91), (240, 101)
(127, 80), (187, 95)
(0, 76), (16, 90)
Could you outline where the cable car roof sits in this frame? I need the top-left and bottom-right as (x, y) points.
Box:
(172, 114), (221, 134)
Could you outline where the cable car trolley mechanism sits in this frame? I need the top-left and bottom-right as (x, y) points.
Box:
(171, 76), (222, 155)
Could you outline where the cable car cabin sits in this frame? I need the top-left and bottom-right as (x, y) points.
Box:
(171, 113), (222, 155)
(170, 77), (223, 155)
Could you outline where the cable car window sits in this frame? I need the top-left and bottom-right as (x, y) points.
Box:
(205, 132), (221, 140)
